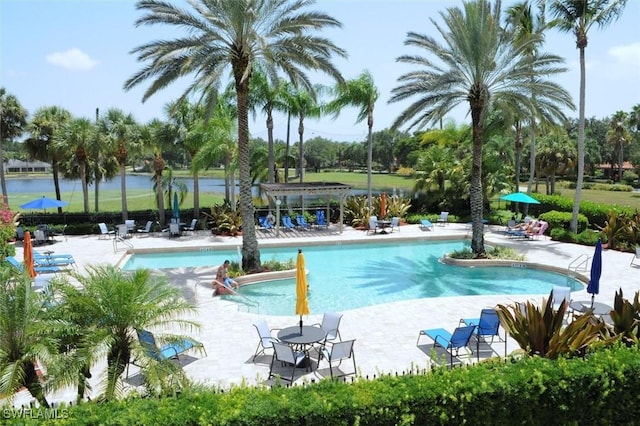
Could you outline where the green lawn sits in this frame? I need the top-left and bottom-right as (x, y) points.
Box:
(9, 172), (640, 213)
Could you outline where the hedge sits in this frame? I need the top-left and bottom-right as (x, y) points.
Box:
(8, 344), (640, 425)
(533, 193), (635, 229)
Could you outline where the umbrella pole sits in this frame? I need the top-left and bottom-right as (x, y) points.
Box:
(299, 316), (303, 335)
(591, 294), (595, 309)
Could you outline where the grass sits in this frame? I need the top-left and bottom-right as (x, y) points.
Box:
(9, 172), (640, 214)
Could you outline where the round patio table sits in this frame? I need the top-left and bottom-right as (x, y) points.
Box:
(570, 300), (613, 316)
(277, 325), (325, 368)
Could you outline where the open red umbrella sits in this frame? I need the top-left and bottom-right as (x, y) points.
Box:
(23, 230), (36, 278)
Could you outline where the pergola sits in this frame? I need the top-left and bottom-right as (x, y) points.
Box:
(259, 182), (352, 235)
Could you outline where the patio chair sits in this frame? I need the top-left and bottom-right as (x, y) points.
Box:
(316, 210), (329, 227)
(296, 214), (311, 229)
(551, 286), (572, 311)
(419, 219), (434, 231)
(269, 342), (308, 382)
(98, 222), (115, 239)
(183, 218), (198, 234)
(34, 251), (76, 268)
(125, 220), (136, 233)
(631, 246), (640, 266)
(169, 223), (181, 238)
(417, 325), (476, 367)
(15, 227), (25, 241)
(282, 215), (295, 231)
(437, 211), (449, 226)
(367, 216), (378, 235)
(320, 339), (356, 379)
(252, 319), (280, 362)
(258, 216), (273, 230)
(34, 229), (48, 246)
(313, 311), (343, 349)
(137, 220), (153, 236)
(460, 308), (507, 360)
(389, 217), (400, 232)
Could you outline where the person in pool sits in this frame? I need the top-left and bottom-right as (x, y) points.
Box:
(212, 259), (239, 295)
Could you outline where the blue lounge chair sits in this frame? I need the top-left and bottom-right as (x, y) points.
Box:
(417, 325), (476, 367)
(460, 308), (506, 360)
(316, 210), (329, 227)
(420, 219), (434, 231)
(34, 253), (76, 268)
(282, 215), (295, 230)
(296, 214), (311, 229)
(136, 329), (206, 361)
(258, 216), (273, 230)
(6, 256), (63, 274)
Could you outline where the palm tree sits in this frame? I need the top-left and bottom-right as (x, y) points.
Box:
(325, 71), (379, 211)
(0, 88), (27, 206)
(142, 119), (176, 226)
(24, 106), (72, 213)
(58, 117), (94, 213)
(630, 104), (640, 132)
(606, 111), (631, 181)
(101, 108), (139, 222)
(390, 0), (571, 256)
(54, 265), (199, 401)
(285, 86), (323, 186)
(549, 0), (628, 233)
(124, 0), (346, 271)
(0, 268), (61, 407)
(536, 127), (576, 193)
(94, 109), (123, 212)
(249, 71), (287, 184)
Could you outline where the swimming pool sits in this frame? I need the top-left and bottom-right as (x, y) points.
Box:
(123, 240), (582, 315)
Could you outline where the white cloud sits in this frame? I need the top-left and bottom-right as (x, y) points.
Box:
(609, 42), (640, 69)
(46, 48), (98, 71)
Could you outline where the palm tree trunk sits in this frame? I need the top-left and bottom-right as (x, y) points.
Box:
(81, 161), (89, 213)
(514, 122), (523, 215)
(193, 172), (200, 219)
(0, 140), (8, 206)
(571, 46), (586, 233)
(24, 363), (49, 408)
(120, 164), (128, 221)
(367, 112), (373, 212)
(53, 161), (63, 214)
(285, 112), (291, 182)
(470, 104), (485, 256)
(267, 110), (275, 184)
(236, 78), (261, 271)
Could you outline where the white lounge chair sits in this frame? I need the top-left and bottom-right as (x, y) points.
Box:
(320, 339), (356, 379)
(551, 286), (572, 311)
(368, 216), (378, 235)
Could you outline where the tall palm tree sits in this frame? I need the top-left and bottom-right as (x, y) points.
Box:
(549, 0), (628, 233)
(0, 88), (27, 206)
(536, 126), (576, 193)
(142, 119), (176, 226)
(124, 0), (346, 271)
(58, 117), (94, 213)
(606, 110), (631, 181)
(0, 269), (61, 408)
(249, 71), (287, 184)
(93, 109), (122, 212)
(630, 104), (640, 133)
(325, 70), (379, 211)
(390, 0), (571, 255)
(53, 265), (199, 401)
(285, 86), (322, 186)
(101, 109), (139, 222)
(24, 106), (72, 213)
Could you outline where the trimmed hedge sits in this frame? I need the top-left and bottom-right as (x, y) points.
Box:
(9, 345), (640, 425)
(534, 193), (635, 229)
(539, 210), (589, 233)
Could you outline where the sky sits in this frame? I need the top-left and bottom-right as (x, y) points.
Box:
(2, 0), (639, 143)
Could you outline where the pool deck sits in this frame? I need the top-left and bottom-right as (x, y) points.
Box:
(10, 222), (640, 405)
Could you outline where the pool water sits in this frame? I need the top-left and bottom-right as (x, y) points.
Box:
(123, 240), (582, 315)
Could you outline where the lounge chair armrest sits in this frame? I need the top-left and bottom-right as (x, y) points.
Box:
(433, 334), (450, 348)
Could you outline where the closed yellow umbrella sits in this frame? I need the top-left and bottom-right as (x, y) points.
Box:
(23, 230), (36, 278)
(295, 249), (309, 333)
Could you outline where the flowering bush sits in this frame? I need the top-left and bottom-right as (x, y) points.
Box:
(0, 200), (18, 260)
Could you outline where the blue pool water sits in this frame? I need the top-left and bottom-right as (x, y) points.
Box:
(123, 240), (582, 315)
